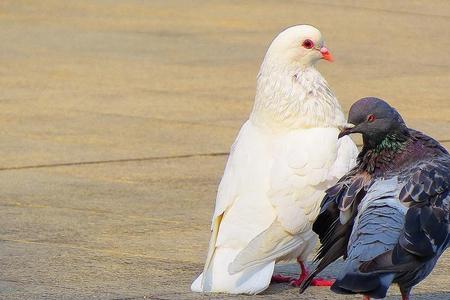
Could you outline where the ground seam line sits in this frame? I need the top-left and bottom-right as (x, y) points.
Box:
(0, 152), (230, 171)
(1, 138), (450, 171)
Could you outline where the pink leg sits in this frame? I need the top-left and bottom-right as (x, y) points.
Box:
(291, 258), (335, 287)
(289, 259), (309, 287)
(271, 273), (294, 283)
(272, 258), (335, 287)
(271, 258), (301, 283)
(363, 296), (370, 300)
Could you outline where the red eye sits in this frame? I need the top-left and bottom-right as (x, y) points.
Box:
(367, 114), (376, 122)
(302, 39), (314, 49)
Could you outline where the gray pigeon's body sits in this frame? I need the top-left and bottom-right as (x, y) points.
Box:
(334, 178), (405, 298)
(300, 97), (450, 299)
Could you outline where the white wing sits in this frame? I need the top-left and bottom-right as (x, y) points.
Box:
(192, 120), (277, 294)
(229, 128), (357, 273)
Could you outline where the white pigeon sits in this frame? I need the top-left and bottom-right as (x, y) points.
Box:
(191, 24), (358, 295)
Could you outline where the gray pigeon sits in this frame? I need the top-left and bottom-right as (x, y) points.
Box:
(299, 97), (450, 300)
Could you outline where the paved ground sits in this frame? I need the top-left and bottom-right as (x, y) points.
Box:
(0, 1), (449, 299)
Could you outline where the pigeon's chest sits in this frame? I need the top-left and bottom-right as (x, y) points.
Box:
(271, 127), (340, 169)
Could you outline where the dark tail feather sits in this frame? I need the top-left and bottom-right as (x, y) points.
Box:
(299, 237), (347, 293)
(359, 246), (421, 274)
(332, 271), (394, 299)
(298, 265), (322, 294)
(300, 214), (353, 294)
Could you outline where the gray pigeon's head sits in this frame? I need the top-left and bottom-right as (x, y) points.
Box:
(339, 97), (408, 147)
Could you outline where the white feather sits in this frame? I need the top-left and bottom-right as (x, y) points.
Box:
(228, 221), (315, 274)
(192, 25), (358, 294)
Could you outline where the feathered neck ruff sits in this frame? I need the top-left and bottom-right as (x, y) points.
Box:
(250, 63), (345, 131)
(358, 131), (411, 175)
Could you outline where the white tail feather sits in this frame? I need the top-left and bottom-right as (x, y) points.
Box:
(228, 221), (305, 274)
(191, 247), (274, 294)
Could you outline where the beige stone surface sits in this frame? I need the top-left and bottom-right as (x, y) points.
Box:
(0, 1), (449, 299)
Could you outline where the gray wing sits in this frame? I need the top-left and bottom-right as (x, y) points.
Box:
(330, 177), (406, 299)
(360, 156), (450, 292)
(299, 168), (367, 293)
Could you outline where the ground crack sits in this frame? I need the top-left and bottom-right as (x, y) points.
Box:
(0, 152), (229, 171)
(1, 139), (450, 171)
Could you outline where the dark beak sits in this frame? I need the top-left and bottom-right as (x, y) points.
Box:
(338, 123), (356, 139)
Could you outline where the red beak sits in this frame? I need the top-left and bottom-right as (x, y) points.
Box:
(320, 47), (333, 62)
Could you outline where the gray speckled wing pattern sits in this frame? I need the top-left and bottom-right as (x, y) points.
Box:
(300, 130), (450, 298)
(331, 178), (407, 298)
(360, 156), (450, 296)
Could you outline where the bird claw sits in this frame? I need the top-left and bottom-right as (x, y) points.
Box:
(289, 277), (306, 287)
(291, 277), (335, 287)
(271, 260), (334, 287)
(310, 277), (335, 286)
(271, 274), (294, 283)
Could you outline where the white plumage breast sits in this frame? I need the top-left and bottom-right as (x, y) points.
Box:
(269, 127), (347, 234)
(215, 122), (356, 248)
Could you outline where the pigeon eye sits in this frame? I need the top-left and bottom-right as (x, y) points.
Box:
(302, 39), (314, 49)
(367, 114), (376, 122)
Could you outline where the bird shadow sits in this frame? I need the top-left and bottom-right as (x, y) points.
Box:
(261, 259), (344, 297)
(260, 260), (450, 300)
(385, 292), (450, 300)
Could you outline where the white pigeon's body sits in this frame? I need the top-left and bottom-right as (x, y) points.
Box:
(192, 25), (358, 294)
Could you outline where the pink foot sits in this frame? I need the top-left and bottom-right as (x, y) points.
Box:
(291, 276), (335, 287)
(310, 277), (335, 286)
(290, 273), (308, 287)
(271, 274), (294, 283)
(272, 259), (335, 287)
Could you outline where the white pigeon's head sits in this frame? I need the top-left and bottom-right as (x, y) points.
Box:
(263, 25), (333, 68)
